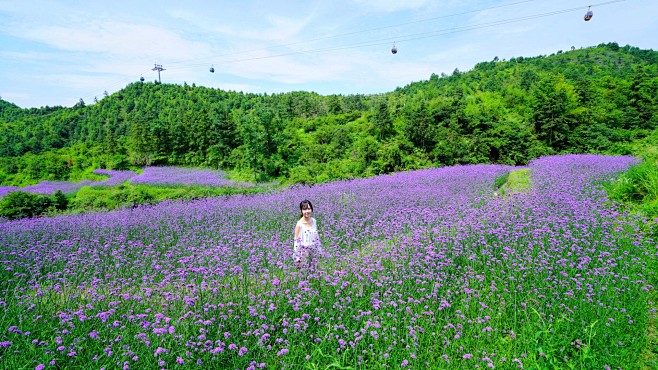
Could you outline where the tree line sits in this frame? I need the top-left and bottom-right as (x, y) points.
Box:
(1, 42), (657, 186)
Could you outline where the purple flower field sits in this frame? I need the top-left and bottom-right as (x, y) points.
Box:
(129, 167), (252, 187)
(0, 170), (136, 197)
(0, 186), (19, 197)
(20, 180), (96, 195)
(0, 154), (655, 369)
(92, 169), (139, 187)
(0, 167), (249, 198)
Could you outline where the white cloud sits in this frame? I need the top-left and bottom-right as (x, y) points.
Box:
(221, 51), (348, 84)
(0, 50), (62, 64)
(15, 21), (213, 62)
(350, 0), (436, 12)
(167, 3), (317, 44)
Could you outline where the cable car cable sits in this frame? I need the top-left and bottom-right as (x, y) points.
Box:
(79, 0), (627, 105)
(167, 0), (626, 70)
(163, 0), (546, 68)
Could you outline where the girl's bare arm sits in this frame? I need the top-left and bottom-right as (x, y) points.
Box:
(294, 222), (301, 244)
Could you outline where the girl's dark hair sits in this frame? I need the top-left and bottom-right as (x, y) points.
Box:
(299, 200), (313, 216)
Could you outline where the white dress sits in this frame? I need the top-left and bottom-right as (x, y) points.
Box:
(294, 218), (322, 261)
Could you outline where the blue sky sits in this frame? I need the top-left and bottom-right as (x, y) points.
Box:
(1, 0), (656, 108)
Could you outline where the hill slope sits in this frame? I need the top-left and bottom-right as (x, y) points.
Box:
(0, 42), (657, 185)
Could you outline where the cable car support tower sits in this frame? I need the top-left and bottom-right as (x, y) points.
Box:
(152, 64), (165, 83)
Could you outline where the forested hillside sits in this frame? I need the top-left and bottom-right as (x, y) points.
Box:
(1, 42), (657, 186)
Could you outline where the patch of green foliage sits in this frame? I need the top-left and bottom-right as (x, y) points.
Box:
(67, 183), (269, 213)
(0, 148), (141, 186)
(603, 129), (658, 221)
(493, 172), (510, 189)
(494, 168), (533, 196)
(1, 182), (272, 220)
(604, 155), (658, 219)
(0, 190), (67, 220)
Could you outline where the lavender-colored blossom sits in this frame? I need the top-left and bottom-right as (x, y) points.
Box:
(0, 186), (19, 197)
(0, 166), (243, 198)
(0, 169), (136, 198)
(129, 166), (251, 187)
(154, 347), (168, 357)
(22, 180), (94, 195)
(0, 154), (652, 369)
(91, 169), (137, 186)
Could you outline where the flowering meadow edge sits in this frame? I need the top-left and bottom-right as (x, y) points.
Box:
(0, 166), (251, 198)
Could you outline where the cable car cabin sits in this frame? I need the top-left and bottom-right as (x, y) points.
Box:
(391, 43), (397, 54)
(140, 76), (145, 82)
(584, 6), (593, 21)
(209, 66), (215, 73)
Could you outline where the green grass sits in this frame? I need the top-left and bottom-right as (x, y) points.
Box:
(600, 150), (658, 367)
(1, 164), (655, 369)
(494, 168), (533, 196)
(604, 155), (658, 219)
(65, 182), (275, 213)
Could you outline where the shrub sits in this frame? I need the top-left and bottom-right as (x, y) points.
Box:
(69, 185), (150, 211)
(53, 190), (69, 211)
(604, 156), (658, 218)
(287, 165), (316, 185)
(0, 191), (53, 220)
(112, 186), (155, 207)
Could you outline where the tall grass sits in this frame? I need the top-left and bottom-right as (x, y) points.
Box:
(494, 168), (532, 196)
(604, 154), (658, 219)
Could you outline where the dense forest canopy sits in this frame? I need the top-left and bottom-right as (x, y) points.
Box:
(1, 42), (657, 186)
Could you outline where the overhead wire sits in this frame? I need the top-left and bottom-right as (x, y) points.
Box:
(166, 0), (627, 70)
(78, 0), (627, 105)
(162, 0), (546, 68)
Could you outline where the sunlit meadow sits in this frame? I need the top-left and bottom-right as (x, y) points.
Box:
(0, 154), (655, 369)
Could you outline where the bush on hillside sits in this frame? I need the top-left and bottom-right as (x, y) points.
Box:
(0, 191), (54, 220)
(53, 190), (69, 211)
(604, 156), (658, 218)
(70, 185), (155, 211)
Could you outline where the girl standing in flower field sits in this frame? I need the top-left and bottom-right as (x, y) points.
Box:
(293, 200), (322, 269)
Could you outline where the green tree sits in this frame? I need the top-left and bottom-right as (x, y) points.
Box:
(625, 66), (658, 130)
(372, 100), (394, 141)
(531, 73), (581, 150)
(53, 190), (68, 211)
(402, 101), (434, 151)
(126, 113), (157, 166)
